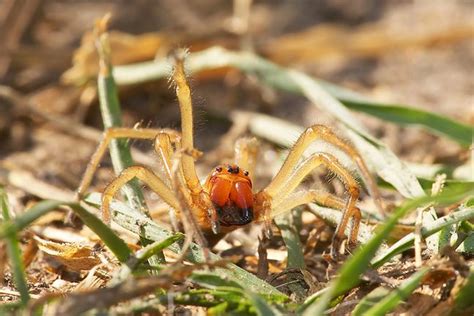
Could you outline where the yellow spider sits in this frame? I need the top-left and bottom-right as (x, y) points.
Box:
(76, 53), (384, 257)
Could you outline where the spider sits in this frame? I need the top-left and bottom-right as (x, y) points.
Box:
(76, 53), (384, 257)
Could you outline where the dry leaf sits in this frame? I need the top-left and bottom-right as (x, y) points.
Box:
(34, 235), (100, 272)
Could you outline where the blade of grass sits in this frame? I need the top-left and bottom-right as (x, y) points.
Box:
(0, 199), (132, 264)
(0, 200), (64, 239)
(94, 17), (145, 213)
(318, 82), (472, 147)
(352, 286), (390, 316)
(372, 206), (474, 268)
(456, 231), (474, 253)
(113, 233), (184, 283)
(359, 267), (429, 316)
(84, 192), (287, 298)
(274, 209), (305, 269)
(94, 17), (165, 267)
(191, 273), (287, 315)
(246, 291), (283, 316)
(288, 70), (425, 199)
(453, 265), (474, 314)
(300, 183), (474, 315)
(70, 202), (132, 263)
(113, 46), (471, 147)
(0, 187), (30, 305)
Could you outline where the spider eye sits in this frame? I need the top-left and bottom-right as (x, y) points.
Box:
(216, 167), (223, 172)
(227, 165), (233, 173)
(244, 171), (249, 176)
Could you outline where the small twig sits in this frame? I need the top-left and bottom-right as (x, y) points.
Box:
(256, 233), (270, 279)
(414, 207), (423, 267)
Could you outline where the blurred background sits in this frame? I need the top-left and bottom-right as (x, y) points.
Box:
(0, 0), (472, 204)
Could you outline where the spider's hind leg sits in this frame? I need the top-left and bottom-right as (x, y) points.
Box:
(260, 152), (362, 258)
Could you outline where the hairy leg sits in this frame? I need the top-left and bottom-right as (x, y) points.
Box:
(272, 189), (361, 249)
(263, 125), (384, 215)
(172, 53), (219, 234)
(260, 152), (361, 256)
(102, 165), (179, 225)
(76, 127), (179, 199)
(172, 53), (203, 197)
(154, 132), (179, 186)
(234, 137), (259, 183)
(169, 151), (211, 262)
(154, 132), (183, 231)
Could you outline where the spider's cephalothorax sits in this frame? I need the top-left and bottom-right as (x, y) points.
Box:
(205, 164), (253, 227)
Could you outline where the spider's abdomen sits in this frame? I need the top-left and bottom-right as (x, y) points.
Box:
(205, 164), (254, 226)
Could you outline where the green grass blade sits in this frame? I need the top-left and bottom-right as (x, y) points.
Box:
(246, 291), (283, 316)
(300, 183), (474, 315)
(114, 46), (471, 147)
(0, 199), (132, 264)
(456, 230), (474, 253)
(0, 200), (64, 239)
(191, 273), (286, 315)
(372, 206), (474, 268)
(339, 99), (471, 147)
(287, 70), (425, 199)
(352, 287), (390, 316)
(361, 268), (429, 316)
(96, 26), (165, 268)
(453, 265), (474, 314)
(68, 203), (132, 263)
(95, 30), (145, 213)
(113, 233), (184, 283)
(133, 233), (184, 266)
(0, 187), (30, 305)
(84, 192), (287, 298)
(274, 210), (305, 269)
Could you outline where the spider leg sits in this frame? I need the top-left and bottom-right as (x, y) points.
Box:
(76, 127), (179, 199)
(259, 152), (360, 256)
(234, 137), (259, 183)
(154, 132), (181, 185)
(154, 132), (184, 231)
(172, 53), (219, 233)
(172, 53), (203, 197)
(169, 151), (211, 261)
(102, 165), (179, 225)
(263, 125), (384, 215)
(272, 189), (361, 249)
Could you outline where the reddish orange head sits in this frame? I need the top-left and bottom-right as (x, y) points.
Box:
(205, 164), (254, 226)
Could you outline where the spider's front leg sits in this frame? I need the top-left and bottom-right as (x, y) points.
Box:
(172, 52), (220, 234)
(76, 127), (180, 200)
(101, 165), (179, 224)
